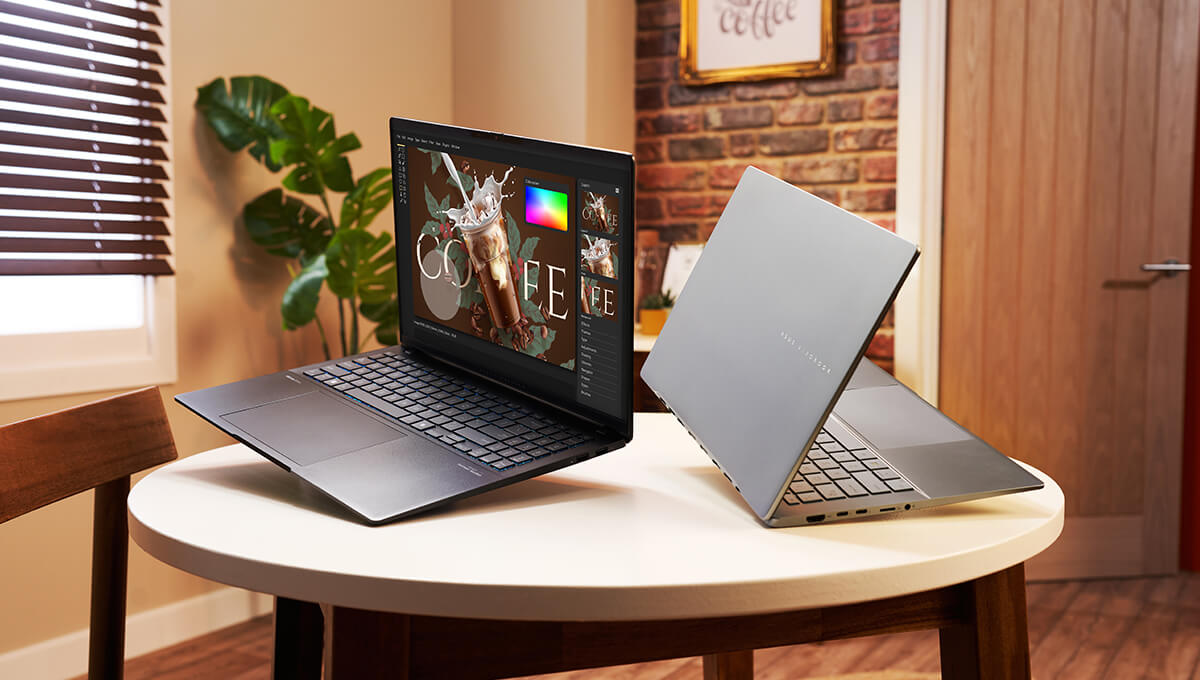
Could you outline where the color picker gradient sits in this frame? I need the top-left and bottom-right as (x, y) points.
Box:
(525, 185), (569, 231)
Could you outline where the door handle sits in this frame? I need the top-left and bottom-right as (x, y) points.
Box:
(1141, 259), (1191, 277)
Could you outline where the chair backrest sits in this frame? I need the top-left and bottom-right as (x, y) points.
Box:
(0, 386), (177, 522)
(0, 386), (178, 679)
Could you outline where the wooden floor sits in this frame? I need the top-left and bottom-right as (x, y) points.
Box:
(100, 574), (1200, 680)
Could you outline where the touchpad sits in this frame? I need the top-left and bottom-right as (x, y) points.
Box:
(222, 392), (405, 467)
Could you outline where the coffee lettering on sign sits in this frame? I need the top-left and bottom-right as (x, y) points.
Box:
(718, 0), (799, 39)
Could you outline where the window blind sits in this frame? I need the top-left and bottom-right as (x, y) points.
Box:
(0, 0), (171, 276)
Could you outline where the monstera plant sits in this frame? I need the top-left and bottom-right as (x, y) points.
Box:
(195, 75), (396, 360)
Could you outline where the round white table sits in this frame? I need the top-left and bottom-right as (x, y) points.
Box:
(129, 413), (1063, 679)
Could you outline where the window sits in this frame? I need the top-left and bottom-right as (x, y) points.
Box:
(0, 0), (174, 401)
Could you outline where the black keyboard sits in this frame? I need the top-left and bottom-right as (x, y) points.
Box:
(782, 428), (915, 505)
(300, 350), (594, 472)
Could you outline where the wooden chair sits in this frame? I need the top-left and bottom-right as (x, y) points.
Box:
(0, 387), (178, 680)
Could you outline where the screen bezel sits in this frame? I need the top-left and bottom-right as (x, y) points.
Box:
(389, 117), (634, 441)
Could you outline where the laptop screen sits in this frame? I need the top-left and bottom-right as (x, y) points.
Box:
(388, 118), (633, 436)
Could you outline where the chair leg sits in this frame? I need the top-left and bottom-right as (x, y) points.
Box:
(89, 476), (130, 680)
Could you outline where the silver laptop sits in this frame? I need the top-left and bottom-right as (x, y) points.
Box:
(640, 167), (1042, 526)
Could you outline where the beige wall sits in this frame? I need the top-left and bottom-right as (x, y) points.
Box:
(0, 0), (633, 658)
(452, 0), (635, 152)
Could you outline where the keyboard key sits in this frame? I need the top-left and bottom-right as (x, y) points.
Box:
(492, 459), (515, 470)
(509, 453), (532, 464)
(410, 420), (433, 431)
(505, 424), (532, 436)
(815, 458), (840, 471)
(886, 478), (914, 492)
(429, 415), (451, 426)
(303, 368), (323, 377)
(804, 472), (831, 487)
(826, 468), (852, 480)
(346, 389), (407, 419)
(864, 458), (890, 471)
(465, 418), (489, 429)
(783, 494), (799, 506)
(874, 468), (902, 480)
(458, 427), (496, 447)
(851, 471), (891, 495)
(834, 478), (869, 497)
(815, 432), (835, 445)
(485, 441), (509, 453)
(789, 480), (813, 493)
(819, 441), (846, 454)
(798, 491), (822, 503)
(426, 427), (452, 439)
(814, 484), (845, 500)
(479, 453), (501, 464)
(844, 461), (867, 473)
(798, 462), (820, 476)
(806, 450), (829, 461)
(853, 450), (877, 461)
(831, 451), (855, 463)
(481, 424), (511, 441)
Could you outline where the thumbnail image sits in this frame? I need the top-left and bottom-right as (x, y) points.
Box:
(581, 276), (619, 322)
(408, 148), (576, 366)
(581, 190), (620, 235)
(580, 236), (618, 280)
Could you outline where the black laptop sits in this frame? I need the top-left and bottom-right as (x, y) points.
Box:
(176, 118), (635, 524)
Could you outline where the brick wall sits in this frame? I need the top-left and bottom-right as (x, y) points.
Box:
(634, 0), (900, 369)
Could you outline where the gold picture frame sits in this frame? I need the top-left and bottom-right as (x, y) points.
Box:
(679, 0), (836, 85)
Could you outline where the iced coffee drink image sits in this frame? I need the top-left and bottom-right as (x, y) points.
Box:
(583, 191), (614, 234)
(443, 156), (522, 329)
(581, 237), (616, 279)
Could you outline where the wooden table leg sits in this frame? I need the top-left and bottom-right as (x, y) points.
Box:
(939, 562), (1031, 680)
(271, 597), (324, 680)
(326, 606), (411, 680)
(703, 650), (754, 680)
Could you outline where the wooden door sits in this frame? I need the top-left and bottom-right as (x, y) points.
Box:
(942, 0), (1198, 578)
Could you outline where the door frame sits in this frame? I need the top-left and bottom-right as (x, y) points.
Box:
(894, 0), (947, 405)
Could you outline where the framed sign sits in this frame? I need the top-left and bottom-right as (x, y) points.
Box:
(679, 0), (836, 85)
(660, 241), (705, 299)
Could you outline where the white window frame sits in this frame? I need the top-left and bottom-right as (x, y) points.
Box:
(0, 0), (176, 402)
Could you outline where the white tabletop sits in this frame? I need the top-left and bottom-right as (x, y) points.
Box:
(129, 414), (1063, 622)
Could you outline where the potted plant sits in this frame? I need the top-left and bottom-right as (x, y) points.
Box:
(640, 290), (675, 335)
(195, 75), (395, 360)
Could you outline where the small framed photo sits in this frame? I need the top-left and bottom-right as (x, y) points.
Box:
(660, 241), (705, 299)
(679, 0), (836, 85)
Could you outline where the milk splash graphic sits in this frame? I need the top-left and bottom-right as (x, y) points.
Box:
(440, 153), (522, 329)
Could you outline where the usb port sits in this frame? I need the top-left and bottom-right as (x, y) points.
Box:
(806, 514), (825, 523)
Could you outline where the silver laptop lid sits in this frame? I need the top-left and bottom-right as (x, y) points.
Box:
(640, 167), (918, 521)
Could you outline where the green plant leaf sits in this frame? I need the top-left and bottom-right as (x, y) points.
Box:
(195, 76), (289, 171)
(360, 298), (399, 346)
(326, 228), (397, 305)
(268, 95), (360, 194)
(518, 235), (539, 263)
(505, 210), (521, 258)
(521, 327), (555, 357)
(243, 188), (333, 259)
(281, 254), (328, 329)
(559, 358), (575, 370)
(445, 167), (474, 193)
(428, 150), (441, 175)
(340, 168), (393, 231)
(424, 184), (445, 221)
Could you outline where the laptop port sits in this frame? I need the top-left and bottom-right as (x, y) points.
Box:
(879, 507), (896, 512)
(836, 511), (848, 517)
(856, 509), (867, 514)
(806, 514), (825, 523)
(905, 504), (911, 510)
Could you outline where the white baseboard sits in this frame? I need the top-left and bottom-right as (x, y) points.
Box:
(0, 587), (274, 680)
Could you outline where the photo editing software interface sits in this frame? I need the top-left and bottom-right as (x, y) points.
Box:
(391, 127), (628, 419)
